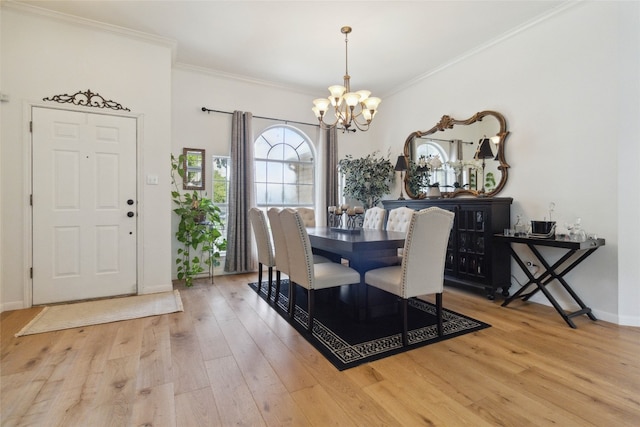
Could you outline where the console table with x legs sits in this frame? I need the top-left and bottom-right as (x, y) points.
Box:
(495, 234), (605, 328)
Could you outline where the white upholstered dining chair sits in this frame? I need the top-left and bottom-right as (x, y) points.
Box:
(365, 207), (455, 346)
(279, 208), (360, 331)
(266, 208), (288, 305)
(362, 206), (387, 230)
(267, 208), (330, 305)
(386, 206), (415, 257)
(296, 207), (316, 227)
(248, 208), (276, 300)
(386, 206), (415, 233)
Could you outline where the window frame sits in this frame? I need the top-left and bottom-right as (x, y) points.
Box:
(211, 155), (230, 254)
(253, 124), (316, 210)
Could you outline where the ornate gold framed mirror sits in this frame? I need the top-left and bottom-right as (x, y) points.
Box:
(403, 110), (509, 198)
(182, 147), (205, 190)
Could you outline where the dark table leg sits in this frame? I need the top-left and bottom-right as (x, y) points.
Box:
(327, 252), (400, 321)
(501, 243), (598, 328)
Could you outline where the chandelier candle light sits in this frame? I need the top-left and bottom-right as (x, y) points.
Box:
(312, 26), (381, 132)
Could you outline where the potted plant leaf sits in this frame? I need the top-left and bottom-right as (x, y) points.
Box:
(171, 153), (226, 286)
(337, 152), (394, 209)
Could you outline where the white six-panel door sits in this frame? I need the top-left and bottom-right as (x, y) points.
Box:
(32, 107), (137, 304)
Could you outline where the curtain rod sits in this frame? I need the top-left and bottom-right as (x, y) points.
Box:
(418, 136), (474, 145)
(201, 107), (319, 128)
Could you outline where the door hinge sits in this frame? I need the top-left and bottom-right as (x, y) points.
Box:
(30, 121), (33, 133)
(30, 194), (33, 206)
(30, 267), (33, 279)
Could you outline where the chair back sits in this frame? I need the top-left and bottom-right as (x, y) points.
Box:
(279, 209), (314, 289)
(267, 207), (289, 275)
(401, 207), (454, 298)
(386, 206), (414, 233)
(248, 208), (275, 267)
(296, 207), (316, 227)
(362, 207), (387, 230)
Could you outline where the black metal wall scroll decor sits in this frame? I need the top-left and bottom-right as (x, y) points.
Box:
(43, 89), (130, 112)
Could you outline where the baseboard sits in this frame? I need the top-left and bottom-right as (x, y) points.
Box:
(591, 308), (621, 325)
(1, 301), (27, 313)
(614, 314), (640, 327)
(527, 294), (632, 327)
(2, 284), (175, 312)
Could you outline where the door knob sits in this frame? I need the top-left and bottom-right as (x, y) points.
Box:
(127, 199), (134, 205)
(127, 211), (135, 218)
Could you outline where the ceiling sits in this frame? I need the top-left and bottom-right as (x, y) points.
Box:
(13, 0), (568, 97)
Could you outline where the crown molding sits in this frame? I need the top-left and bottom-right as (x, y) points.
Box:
(173, 62), (318, 97)
(384, 0), (583, 98)
(2, 1), (177, 63)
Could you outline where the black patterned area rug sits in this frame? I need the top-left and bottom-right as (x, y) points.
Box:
(248, 280), (490, 371)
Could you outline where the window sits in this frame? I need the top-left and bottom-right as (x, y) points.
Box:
(254, 125), (315, 209)
(212, 156), (230, 245)
(416, 141), (455, 187)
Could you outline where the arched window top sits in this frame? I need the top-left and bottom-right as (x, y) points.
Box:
(416, 141), (448, 163)
(254, 125), (316, 209)
(255, 126), (313, 162)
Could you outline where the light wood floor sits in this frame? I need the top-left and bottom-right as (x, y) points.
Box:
(2, 273), (639, 426)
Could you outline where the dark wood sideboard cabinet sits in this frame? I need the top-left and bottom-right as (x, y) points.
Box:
(382, 197), (513, 299)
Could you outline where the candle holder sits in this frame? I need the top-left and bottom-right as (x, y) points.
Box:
(328, 205), (363, 233)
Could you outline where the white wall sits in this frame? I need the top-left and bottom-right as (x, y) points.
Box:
(375, 1), (640, 325)
(3, 2), (637, 325)
(616, 1), (640, 328)
(170, 65), (389, 277)
(171, 64), (375, 159)
(1, 6), (174, 310)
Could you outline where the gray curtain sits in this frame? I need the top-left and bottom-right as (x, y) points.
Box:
(324, 126), (339, 210)
(224, 111), (256, 273)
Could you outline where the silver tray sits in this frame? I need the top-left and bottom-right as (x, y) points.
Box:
(529, 231), (555, 239)
(330, 227), (361, 234)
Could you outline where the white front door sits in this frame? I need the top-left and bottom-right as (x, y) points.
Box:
(32, 107), (137, 304)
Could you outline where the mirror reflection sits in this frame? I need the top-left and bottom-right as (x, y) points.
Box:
(403, 111), (509, 198)
(183, 147), (205, 190)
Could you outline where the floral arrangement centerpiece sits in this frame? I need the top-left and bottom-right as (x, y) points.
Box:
(425, 155), (443, 187)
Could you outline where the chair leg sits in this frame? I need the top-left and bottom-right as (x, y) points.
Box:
(274, 270), (281, 305)
(436, 293), (443, 337)
(289, 282), (296, 318)
(257, 263), (263, 293)
(401, 298), (408, 346)
(308, 289), (315, 332)
(267, 266), (273, 301)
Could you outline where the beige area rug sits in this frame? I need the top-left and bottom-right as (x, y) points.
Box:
(15, 290), (183, 337)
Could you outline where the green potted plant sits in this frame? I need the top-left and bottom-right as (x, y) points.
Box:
(337, 152), (394, 209)
(406, 160), (430, 198)
(171, 154), (226, 286)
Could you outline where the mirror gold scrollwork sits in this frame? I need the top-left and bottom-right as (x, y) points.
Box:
(403, 110), (510, 199)
(183, 148), (205, 190)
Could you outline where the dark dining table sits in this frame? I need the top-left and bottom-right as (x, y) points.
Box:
(306, 227), (407, 319)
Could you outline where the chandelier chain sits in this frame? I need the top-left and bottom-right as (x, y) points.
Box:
(344, 30), (350, 90)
